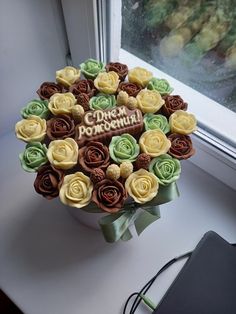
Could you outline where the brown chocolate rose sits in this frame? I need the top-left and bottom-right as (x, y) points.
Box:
(78, 141), (110, 173)
(162, 95), (188, 117)
(34, 164), (64, 199)
(105, 62), (128, 81)
(118, 82), (142, 97)
(92, 179), (127, 213)
(168, 133), (195, 160)
(37, 82), (63, 100)
(46, 114), (75, 140)
(69, 79), (96, 98)
(76, 93), (90, 111)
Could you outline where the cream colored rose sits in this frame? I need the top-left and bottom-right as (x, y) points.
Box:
(56, 66), (80, 87)
(47, 138), (78, 170)
(125, 169), (159, 203)
(136, 90), (164, 114)
(128, 67), (153, 87)
(169, 110), (197, 135)
(59, 172), (93, 208)
(139, 129), (171, 157)
(48, 92), (77, 115)
(94, 71), (120, 94)
(15, 115), (46, 142)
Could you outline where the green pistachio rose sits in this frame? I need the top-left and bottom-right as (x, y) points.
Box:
(21, 99), (49, 119)
(89, 94), (116, 110)
(19, 142), (48, 172)
(144, 113), (170, 134)
(80, 58), (105, 80)
(149, 154), (181, 185)
(147, 78), (173, 95)
(109, 134), (140, 164)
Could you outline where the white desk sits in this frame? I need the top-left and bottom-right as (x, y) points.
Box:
(1, 132), (236, 314)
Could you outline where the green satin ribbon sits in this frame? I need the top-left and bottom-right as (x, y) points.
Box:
(98, 182), (179, 243)
(145, 182), (180, 206)
(99, 208), (136, 243)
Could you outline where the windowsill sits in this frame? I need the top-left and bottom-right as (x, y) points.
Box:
(0, 131), (236, 314)
(119, 49), (236, 190)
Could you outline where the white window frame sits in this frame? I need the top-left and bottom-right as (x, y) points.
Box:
(61, 0), (236, 190)
(61, 0), (100, 66)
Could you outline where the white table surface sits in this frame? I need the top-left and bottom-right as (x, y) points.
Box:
(1, 132), (236, 314)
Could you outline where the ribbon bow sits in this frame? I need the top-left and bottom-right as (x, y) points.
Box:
(98, 182), (179, 243)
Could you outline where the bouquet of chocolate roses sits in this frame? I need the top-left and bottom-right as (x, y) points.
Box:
(15, 59), (197, 242)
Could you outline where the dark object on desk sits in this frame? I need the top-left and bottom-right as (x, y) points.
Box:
(0, 289), (24, 314)
(154, 231), (236, 314)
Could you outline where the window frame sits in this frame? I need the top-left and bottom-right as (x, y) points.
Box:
(61, 0), (236, 190)
(61, 0), (99, 66)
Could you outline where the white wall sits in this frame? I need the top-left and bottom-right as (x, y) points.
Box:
(0, 0), (68, 135)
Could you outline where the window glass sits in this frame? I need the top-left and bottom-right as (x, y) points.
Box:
(121, 0), (236, 113)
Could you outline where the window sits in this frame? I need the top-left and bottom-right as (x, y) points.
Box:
(122, 0), (236, 114)
(58, 0), (236, 188)
(120, 0), (236, 147)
